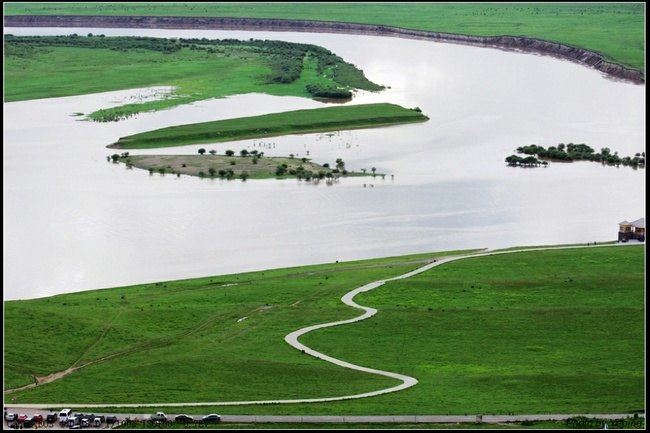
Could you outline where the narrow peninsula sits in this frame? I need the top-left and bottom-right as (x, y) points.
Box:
(109, 103), (428, 149)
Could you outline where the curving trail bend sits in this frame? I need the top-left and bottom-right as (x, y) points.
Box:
(6, 243), (637, 409)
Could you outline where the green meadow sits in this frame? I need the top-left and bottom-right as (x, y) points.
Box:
(4, 246), (643, 416)
(5, 2), (645, 70)
(110, 103), (427, 149)
(4, 35), (382, 120)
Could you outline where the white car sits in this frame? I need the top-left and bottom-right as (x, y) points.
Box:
(4, 413), (16, 422)
(150, 412), (167, 422)
(58, 409), (72, 424)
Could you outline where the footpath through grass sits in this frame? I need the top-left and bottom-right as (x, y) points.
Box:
(4, 250), (469, 401)
(4, 2), (645, 71)
(31, 246), (644, 415)
(4, 245), (643, 416)
(4, 35), (382, 120)
(110, 103), (427, 149)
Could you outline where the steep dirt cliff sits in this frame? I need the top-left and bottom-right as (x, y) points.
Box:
(4, 15), (644, 84)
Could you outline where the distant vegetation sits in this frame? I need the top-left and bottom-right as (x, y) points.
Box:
(5, 3), (644, 71)
(110, 103), (428, 149)
(506, 143), (645, 168)
(4, 35), (383, 120)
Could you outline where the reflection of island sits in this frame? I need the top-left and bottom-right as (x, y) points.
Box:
(506, 143), (645, 169)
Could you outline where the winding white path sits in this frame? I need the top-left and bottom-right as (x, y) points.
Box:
(7, 242), (639, 409)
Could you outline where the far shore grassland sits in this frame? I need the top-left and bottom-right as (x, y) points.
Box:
(4, 35), (383, 120)
(4, 2), (645, 71)
(109, 103), (428, 149)
(4, 245), (643, 416)
(114, 154), (370, 181)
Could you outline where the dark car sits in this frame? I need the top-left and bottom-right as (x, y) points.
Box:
(46, 413), (58, 424)
(106, 416), (118, 424)
(202, 414), (221, 423)
(23, 419), (35, 428)
(32, 414), (43, 423)
(175, 414), (194, 422)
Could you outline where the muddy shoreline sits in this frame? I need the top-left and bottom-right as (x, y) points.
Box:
(4, 14), (644, 84)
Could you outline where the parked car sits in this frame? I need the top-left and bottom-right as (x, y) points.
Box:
(59, 409), (73, 424)
(68, 416), (80, 428)
(4, 413), (16, 422)
(106, 416), (118, 425)
(150, 412), (168, 422)
(17, 414), (28, 423)
(175, 414), (194, 422)
(81, 418), (91, 427)
(23, 419), (35, 428)
(31, 414), (43, 424)
(93, 417), (103, 427)
(202, 414), (221, 423)
(46, 413), (58, 424)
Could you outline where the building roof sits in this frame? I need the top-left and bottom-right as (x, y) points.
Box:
(619, 220), (631, 225)
(630, 217), (645, 229)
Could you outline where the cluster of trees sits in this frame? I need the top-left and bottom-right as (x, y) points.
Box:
(305, 84), (352, 99)
(513, 143), (645, 168)
(505, 155), (548, 167)
(198, 168), (248, 180)
(275, 163), (333, 181)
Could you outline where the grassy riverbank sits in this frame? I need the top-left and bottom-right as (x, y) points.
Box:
(4, 35), (382, 119)
(4, 3), (644, 71)
(110, 103), (427, 149)
(4, 245), (643, 415)
(115, 154), (364, 181)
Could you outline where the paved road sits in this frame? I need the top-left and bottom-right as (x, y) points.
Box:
(3, 407), (644, 426)
(5, 242), (640, 410)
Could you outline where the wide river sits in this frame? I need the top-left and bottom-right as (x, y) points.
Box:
(3, 27), (645, 300)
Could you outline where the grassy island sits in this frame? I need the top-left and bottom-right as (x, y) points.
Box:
(109, 103), (428, 149)
(113, 153), (367, 181)
(4, 35), (383, 120)
(5, 245), (643, 415)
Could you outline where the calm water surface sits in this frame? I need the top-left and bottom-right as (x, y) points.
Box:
(3, 28), (645, 299)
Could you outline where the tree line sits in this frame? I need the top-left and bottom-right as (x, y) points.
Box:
(506, 142), (645, 168)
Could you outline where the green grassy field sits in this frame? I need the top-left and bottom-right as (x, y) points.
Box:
(115, 154), (365, 181)
(4, 35), (382, 120)
(114, 420), (602, 430)
(110, 103), (427, 149)
(4, 245), (643, 416)
(4, 3), (645, 71)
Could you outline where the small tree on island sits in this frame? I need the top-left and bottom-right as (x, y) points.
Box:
(111, 154), (120, 162)
(225, 150), (235, 157)
(240, 149), (249, 157)
(198, 148), (206, 155)
(240, 171), (249, 181)
(209, 150), (217, 155)
(371, 167), (377, 176)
